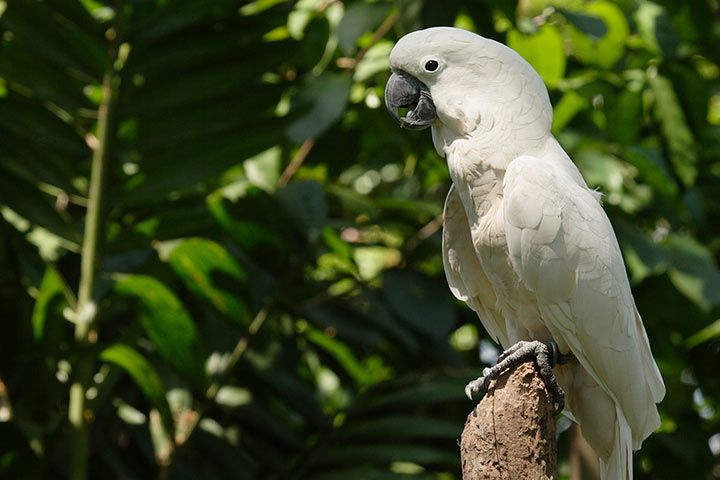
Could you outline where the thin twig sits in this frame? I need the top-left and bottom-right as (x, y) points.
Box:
(162, 306), (271, 476)
(355, 11), (398, 65)
(404, 214), (444, 252)
(204, 306), (270, 401)
(278, 138), (316, 187)
(279, 10), (399, 187)
(68, 35), (119, 480)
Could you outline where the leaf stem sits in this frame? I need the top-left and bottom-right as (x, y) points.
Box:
(68, 40), (119, 480)
(280, 10), (398, 187)
(158, 306), (271, 480)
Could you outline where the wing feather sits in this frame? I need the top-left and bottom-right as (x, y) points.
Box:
(503, 155), (665, 447)
(442, 185), (509, 347)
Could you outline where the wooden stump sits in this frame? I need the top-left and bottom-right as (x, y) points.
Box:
(460, 361), (557, 479)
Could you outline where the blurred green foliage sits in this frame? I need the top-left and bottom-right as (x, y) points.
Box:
(0, 0), (720, 478)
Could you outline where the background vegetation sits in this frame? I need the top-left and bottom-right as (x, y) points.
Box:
(0, 0), (719, 478)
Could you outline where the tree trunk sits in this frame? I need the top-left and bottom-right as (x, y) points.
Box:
(460, 361), (557, 480)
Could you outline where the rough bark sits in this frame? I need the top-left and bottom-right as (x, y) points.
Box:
(460, 361), (557, 480)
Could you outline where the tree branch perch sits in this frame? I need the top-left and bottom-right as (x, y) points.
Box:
(460, 361), (557, 480)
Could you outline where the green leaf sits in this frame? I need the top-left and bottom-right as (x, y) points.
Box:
(382, 270), (456, 340)
(116, 128), (281, 207)
(0, 96), (88, 159)
(566, 1), (628, 68)
(623, 145), (678, 197)
(507, 24), (565, 87)
(663, 234), (720, 310)
(338, 3), (389, 55)
(552, 90), (588, 133)
(244, 146), (281, 192)
(686, 319), (720, 348)
(558, 9), (607, 40)
(164, 238), (251, 324)
(635, 1), (679, 57)
(353, 40), (392, 82)
(287, 72), (351, 142)
(31, 264), (70, 341)
(306, 327), (391, 388)
(336, 415), (460, 441)
(605, 89), (642, 145)
(328, 184), (380, 218)
(275, 180), (327, 242)
(649, 74), (698, 187)
(115, 275), (204, 382)
(357, 373), (468, 414)
(615, 220), (667, 284)
(309, 443), (457, 468)
(100, 344), (172, 423)
(0, 173), (79, 243)
(305, 303), (383, 347)
(353, 246), (402, 280)
(207, 182), (284, 251)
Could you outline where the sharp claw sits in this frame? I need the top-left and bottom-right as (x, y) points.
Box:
(464, 384), (475, 401)
(465, 377), (487, 401)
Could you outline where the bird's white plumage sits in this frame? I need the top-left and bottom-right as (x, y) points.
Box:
(391, 27), (665, 480)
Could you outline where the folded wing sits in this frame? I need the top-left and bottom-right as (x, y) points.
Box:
(502, 154), (664, 447)
(442, 185), (510, 347)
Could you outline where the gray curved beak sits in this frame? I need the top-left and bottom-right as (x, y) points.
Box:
(384, 70), (437, 130)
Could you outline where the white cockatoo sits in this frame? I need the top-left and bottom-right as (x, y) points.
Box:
(385, 27), (665, 479)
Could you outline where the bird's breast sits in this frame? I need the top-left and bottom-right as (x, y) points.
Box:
(446, 147), (548, 343)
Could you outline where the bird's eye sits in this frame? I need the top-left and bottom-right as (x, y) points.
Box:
(424, 59), (439, 72)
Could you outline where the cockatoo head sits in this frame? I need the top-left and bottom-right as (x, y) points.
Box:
(385, 27), (552, 150)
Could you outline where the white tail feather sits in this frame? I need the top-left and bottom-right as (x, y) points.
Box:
(600, 405), (633, 480)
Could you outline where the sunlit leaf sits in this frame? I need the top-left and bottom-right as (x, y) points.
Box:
(353, 41), (392, 82)
(163, 238), (251, 324)
(31, 264), (70, 341)
(507, 24), (565, 87)
(635, 1), (679, 57)
(566, 1), (628, 68)
(100, 344), (172, 424)
(115, 274), (204, 382)
(552, 90), (587, 133)
(353, 246), (402, 280)
(306, 327), (392, 388)
(686, 319), (720, 348)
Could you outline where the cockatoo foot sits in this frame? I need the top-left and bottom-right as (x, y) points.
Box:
(464, 340), (568, 414)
